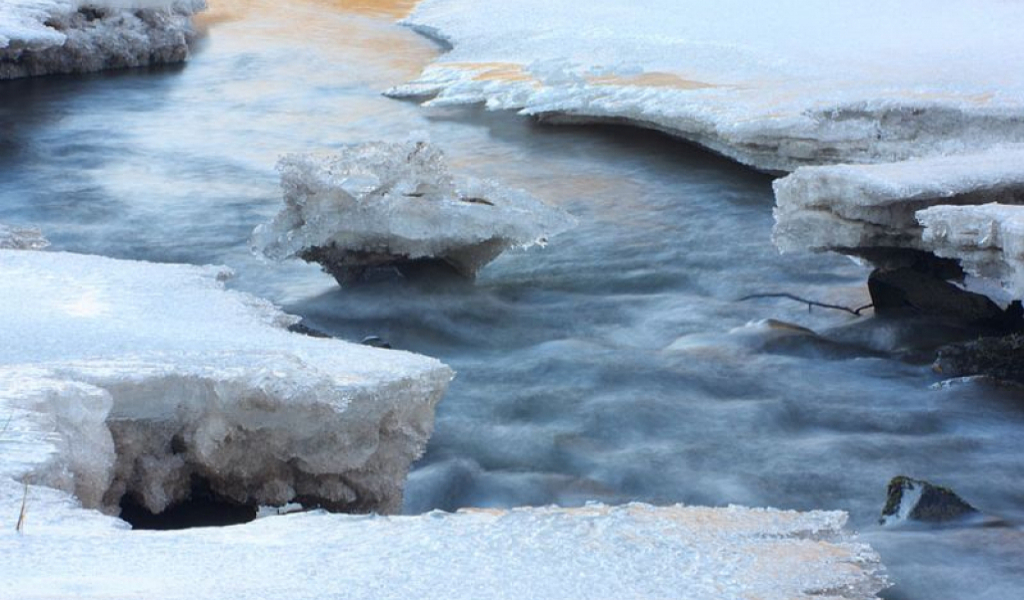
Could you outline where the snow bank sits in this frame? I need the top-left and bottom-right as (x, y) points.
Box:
(919, 204), (1024, 299)
(0, 222), (49, 249)
(390, 0), (1024, 172)
(252, 141), (575, 282)
(0, 501), (887, 599)
(0, 0), (206, 79)
(0, 249), (452, 517)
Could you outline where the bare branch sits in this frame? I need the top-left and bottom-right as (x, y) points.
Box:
(739, 292), (873, 316)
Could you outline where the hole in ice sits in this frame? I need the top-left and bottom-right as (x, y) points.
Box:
(118, 475), (259, 530)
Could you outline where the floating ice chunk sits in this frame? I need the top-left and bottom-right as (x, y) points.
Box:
(391, 0), (1024, 172)
(252, 141), (575, 283)
(0, 250), (452, 519)
(773, 146), (1024, 259)
(0, 222), (49, 249)
(0, 0), (206, 80)
(0, 500), (888, 599)
(918, 204), (1024, 299)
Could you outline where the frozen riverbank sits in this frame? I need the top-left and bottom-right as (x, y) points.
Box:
(1, 502), (886, 600)
(0, 245), (452, 519)
(0, 0), (206, 79)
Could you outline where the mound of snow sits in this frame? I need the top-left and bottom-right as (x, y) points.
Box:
(0, 249), (452, 518)
(0, 222), (49, 249)
(390, 0), (1024, 172)
(0, 501), (887, 599)
(0, 0), (206, 79)
(252, 141), (575, 282)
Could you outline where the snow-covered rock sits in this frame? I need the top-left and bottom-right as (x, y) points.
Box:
(0, 222), (49, 249)
(0, 0), (206, 79)
(390, 0), (1024, 172)
(252, 141), (575, 282)
(918, 203), (1024, 299)
(0, 249), (453, 518)
(0, 501), (887, 599)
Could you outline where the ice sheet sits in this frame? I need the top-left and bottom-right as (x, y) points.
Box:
(0, 501), (887, 599)
(390, 0), (1024, 172)
(0, 249), (453, 516)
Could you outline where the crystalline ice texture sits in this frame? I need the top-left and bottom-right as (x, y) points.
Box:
(0, 0), (207, 79)
(252, 141), (575, 282)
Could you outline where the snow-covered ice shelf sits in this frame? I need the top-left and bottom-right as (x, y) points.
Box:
(0, 502), (887, 599)
(772, 147), (1024, 300)
(0, 248), (453, 519)
(252, 140), (575, 282)
(773, 146), (1024, 256)
(0, 0), (206, 79)
(389, 0), (1024, 172)
(919, 203), (1024, 300)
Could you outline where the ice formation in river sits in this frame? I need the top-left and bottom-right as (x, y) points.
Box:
(773, 147), (1024, 301)
(0, 0), (206, 79)
(252, 141), (575, 282)
(0, 500), (887, 599)
(0, 249), (453, 517)
(390, 0), (1024, 172)
(919, 204), (1024, 299)
(0, 222), (49, 249)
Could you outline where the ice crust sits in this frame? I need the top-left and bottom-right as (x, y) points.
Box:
(0, 249), (453, 517)
(390, 0), (1024, 172)
(919, 204), (1024, 299)
(0, 0), (206, 79)
(772, 147), (1024, 297)
(0, 502), (887, 599)
(252, 141), (575, 282)
(0, 222), (49, 250)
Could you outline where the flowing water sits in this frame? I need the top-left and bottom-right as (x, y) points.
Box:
(1, 2), (1023, 598)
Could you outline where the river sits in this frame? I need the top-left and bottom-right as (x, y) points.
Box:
(1, 2), (1022, 598)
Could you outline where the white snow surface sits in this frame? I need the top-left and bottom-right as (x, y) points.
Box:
(252, 141), (575, 281)
(0, 502), (887, 599)
(0, 249), (453, 517)
(0, 0), (206, 79)
(919, 203), (1024, 299)
(0, 222), (49, 250)
(390, 0), (1024, 172)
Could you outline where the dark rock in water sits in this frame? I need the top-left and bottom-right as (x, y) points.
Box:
(360, 336), (392, 349)
(287, 321), (332, 339)
(934, 333), (1024, 384)
(880, 476), (977, 525)
(868, 266), (1019, 329)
